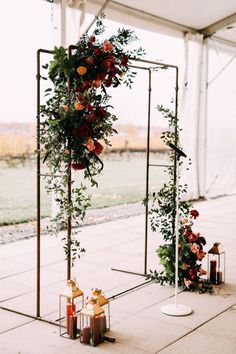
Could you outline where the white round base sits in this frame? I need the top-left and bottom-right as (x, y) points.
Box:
(161, 304), (192, 317)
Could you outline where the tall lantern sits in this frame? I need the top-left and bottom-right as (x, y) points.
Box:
(91, 288), (110, 331)
(207, 242), (225, 285)
(80, 296), (106, 347)
(59, 279), (84, 339)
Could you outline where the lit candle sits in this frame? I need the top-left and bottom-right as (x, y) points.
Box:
(210, 258), (217, 284)
(67, 302), (76, 334)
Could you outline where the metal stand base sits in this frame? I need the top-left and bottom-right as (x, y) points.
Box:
(161, 304), (192, 316)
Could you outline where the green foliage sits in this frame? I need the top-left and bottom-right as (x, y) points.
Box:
(40, 16), (144, 264)
(145, 105), (212, 293)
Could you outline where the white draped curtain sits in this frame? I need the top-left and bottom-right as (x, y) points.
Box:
(180, 33), (208, 200)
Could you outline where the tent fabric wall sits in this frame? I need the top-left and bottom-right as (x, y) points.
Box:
(52, 1), (236, 200)
(180, 33), (205, 200)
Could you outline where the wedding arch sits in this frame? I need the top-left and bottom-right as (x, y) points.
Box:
(36, 46), (179, 318)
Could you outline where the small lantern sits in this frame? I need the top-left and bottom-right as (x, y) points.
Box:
(59, 279), (84, 339)
(80, 296), (106, 347)
(91, 288), (110, 331)
(207, 242), (225, 285)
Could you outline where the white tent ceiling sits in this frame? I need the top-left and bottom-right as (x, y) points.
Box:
(82, 0), (236, 45)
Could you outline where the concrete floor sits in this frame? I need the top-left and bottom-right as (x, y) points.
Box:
(0, 195), (236, 353)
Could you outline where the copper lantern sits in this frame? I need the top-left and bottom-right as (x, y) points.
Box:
(207, 242), (225, 285)
(80, 296), (106, 346)
(59, 279), (84, 339)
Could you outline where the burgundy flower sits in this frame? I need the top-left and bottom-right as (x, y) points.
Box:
(71, 162), (86, 171)
(86, 111), (98, 122)
(188, 232), (198, 243)
(190, 209), (199, 219)
(94, 48), (102, 56)
(121, 54), (129, 66)
(96, 72), (107, 80)
(89, 36), (96, 43)
(102, 55), (115, 69)
(72, 124), (92, 140)
(96, 106), (108, 118)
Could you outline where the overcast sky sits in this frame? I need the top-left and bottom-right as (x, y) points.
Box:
(0, 0), (185, 126)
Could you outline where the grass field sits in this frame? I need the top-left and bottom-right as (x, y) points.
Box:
(0, 152), (169, 225)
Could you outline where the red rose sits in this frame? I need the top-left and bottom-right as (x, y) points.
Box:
(94, 141), (104, 155)
(87, 104), (93, 111)
(190, 209), (199, 219)
(71, 162), (86, 170)
(94, 48), (102, 55)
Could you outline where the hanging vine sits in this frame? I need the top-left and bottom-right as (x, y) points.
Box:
(146, 105), (212, 293)
(40, 16), (145, 263)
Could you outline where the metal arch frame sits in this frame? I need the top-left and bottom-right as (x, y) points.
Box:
(0, 51), (179, 322)
(0, 49), (180, 322)
(111, 58), (179, 276)
(36, 52), (179, 317)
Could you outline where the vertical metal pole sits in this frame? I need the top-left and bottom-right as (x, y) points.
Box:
(36, 50), (41, 318)
(67, 46), (72, 281)
(172, 68), (179, 238)
(144, 69), (152, 275)
(174, 155), (180, 306)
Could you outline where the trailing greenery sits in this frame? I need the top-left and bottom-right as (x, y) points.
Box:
(146, 105), (212, 293)
(40, 16), (145, 263)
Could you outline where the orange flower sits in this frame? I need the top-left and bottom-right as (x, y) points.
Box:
(77, 66), (87, 75)
(63, 105), (69, 112)
(74, 102), (85, 111)
(92, 79), (102, 88)
(86, 138), (95, 152)
(103, 40), (114, 51)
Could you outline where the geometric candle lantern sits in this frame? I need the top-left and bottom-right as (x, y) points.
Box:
(80, 296), (106, 347)
(91, 288), (110, 331)
(207, 242), (225, 285)
(59, 279), (84, 339)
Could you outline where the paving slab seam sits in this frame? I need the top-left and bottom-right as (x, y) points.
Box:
(154, 301), (236, 354)
(0, 319), (35, 336)
(0, 259), (65, 281)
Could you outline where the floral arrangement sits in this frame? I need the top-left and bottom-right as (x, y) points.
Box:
(146, 105), (211, 293)
(40, 16), (144, 261)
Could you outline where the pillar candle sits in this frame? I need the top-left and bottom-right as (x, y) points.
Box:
(82, 327), (90, 344)
(68, 312), (77, 339)
(66, 303), (76, 334)
(210, 259), (217, 284)
(217, 270), (222, 284)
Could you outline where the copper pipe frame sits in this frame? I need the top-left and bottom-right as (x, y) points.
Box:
(33, 51), (179, 316)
